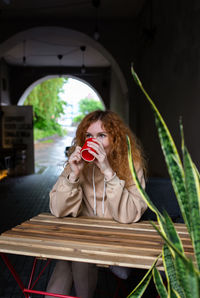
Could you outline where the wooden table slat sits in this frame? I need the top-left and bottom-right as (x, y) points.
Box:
(6, 225), (192, 250)
(0, 235), (194, 260)
(31, 213), (189, 233)
(17, 220), (191, 239)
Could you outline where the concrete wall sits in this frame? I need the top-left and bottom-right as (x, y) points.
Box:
(110, 70), (129, 124)
(132, 0), (200, 176)
(0, 58), (10, 105)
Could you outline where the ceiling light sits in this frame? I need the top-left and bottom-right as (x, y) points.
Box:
(80, 46), (86, 74)
(22, 40), (26, 66)
(57, 54), (63, 61)
(92, 0), (100, 41)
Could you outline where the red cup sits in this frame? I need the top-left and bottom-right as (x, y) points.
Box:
(81, 138), (97, 162)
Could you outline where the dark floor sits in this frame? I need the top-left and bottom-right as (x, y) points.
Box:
(0, 166), (158, 298)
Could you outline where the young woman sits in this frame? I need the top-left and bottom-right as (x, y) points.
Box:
(45, 110), (147, 298)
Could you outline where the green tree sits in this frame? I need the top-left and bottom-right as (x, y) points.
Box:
(73, 97), (104, 123)
(24, 78), (67, 139)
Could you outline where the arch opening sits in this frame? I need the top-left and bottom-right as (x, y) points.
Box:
(22, 75), (105, 172)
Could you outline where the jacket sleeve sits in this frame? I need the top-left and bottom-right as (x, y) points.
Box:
(105, 167), (147, 223)
(49, 169), (83, 218)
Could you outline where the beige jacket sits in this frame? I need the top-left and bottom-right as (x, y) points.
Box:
(49, 163), (147, 224)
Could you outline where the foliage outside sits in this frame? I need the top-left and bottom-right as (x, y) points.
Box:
(24, 78), (67, 141)
(72, 97), (104, 123)
(127, 66), (200, 297)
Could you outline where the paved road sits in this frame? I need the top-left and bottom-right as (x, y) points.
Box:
(34, 126), (76, 171)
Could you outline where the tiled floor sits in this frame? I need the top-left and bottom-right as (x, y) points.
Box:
(0, 166), (158, 298)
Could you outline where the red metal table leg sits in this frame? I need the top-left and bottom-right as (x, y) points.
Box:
(29, 258), (51, 290)
(24, 288), (79, 297)
(27, 257), (37, 289)
(1, 253), (79, 298)
(0, 252), (28, 298)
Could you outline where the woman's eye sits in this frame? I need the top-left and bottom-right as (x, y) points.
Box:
(86, 133), (92, 139)
(99, 134), (106, 138)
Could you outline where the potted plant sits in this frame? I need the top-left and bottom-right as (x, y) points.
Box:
(127, 66), (200, 297)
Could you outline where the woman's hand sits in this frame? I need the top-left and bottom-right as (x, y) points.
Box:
(87, 140), (114, 180)
(68, 146), (84, 182)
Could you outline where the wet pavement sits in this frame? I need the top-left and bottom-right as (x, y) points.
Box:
(34, 126), (76, 172)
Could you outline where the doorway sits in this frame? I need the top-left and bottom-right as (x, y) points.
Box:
(23, 76), (104, 173)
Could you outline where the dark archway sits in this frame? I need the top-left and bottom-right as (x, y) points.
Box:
(0, 26), (129, 122)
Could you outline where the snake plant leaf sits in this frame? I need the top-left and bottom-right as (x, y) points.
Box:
(131, 63), (142, 88)
(131, 66), (190, 233)
(127, 254), (160, 298)
(174, 256), (200, 298)
(151, 221), (189, 265)
(180, 122), (200, 270)
(162, 212), (188, 295)
(162, 233), (199, 298)
(127, 135), (170, 240)
(174, 255), (190, 298)
(180, 116), (200, 188)
(170, 286), (182, 298)
(126, 135), (163, 220)
(183, 145), (200, 271)
(153, 267), (168, 298)
(193, 162), (200, 186)
(163, 245), (185, 298)
(185, 261), (200, 298)
(163, 210), (184, 253)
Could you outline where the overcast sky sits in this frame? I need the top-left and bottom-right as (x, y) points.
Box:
(58, 77), (101, 125)
(61, 78), (100, 104)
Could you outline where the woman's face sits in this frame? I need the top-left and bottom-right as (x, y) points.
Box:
(85, 120), (110, 154)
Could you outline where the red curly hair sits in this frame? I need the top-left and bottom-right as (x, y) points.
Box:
(68, 110), (146, 186)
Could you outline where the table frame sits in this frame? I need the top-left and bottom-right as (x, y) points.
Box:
(0, 213), (192, 297)
(0, 253), (78, 298)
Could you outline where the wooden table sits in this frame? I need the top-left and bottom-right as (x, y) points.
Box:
(0, 213), (193, 297)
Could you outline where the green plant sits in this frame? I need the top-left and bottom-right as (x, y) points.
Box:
(127, 66), (200, 297)
(24, 77), (67, 134)
(72, 97), (104, 123)
(33, 126), (66, 141)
